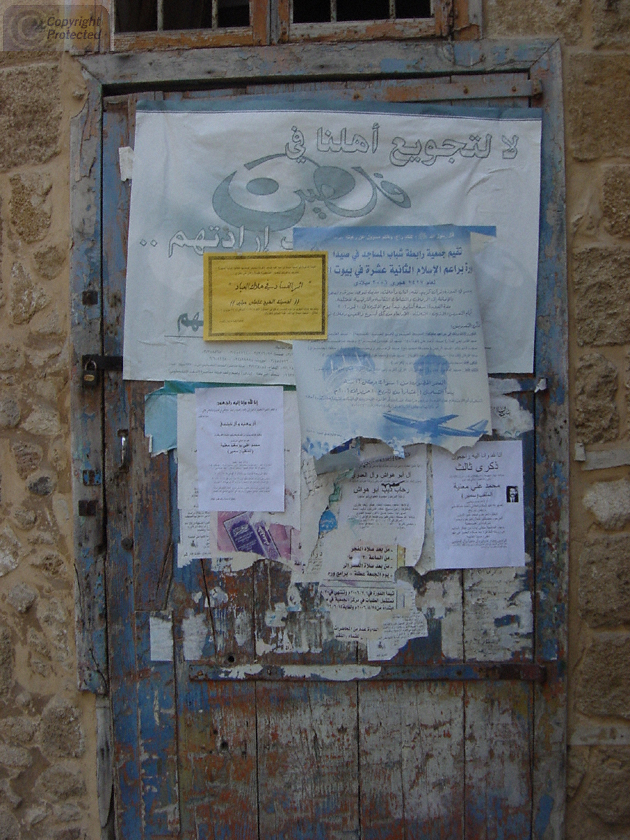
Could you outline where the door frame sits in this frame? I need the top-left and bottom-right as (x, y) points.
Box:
(70, 38), (568, 838)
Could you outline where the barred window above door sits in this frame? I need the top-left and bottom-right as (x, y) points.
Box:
(113, 0), (476, 48)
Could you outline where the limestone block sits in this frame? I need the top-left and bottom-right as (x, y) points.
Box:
(27, 474), (56, 497)
(12, 508), (36, 531)
(0, 626), (14, 699)
(40, 698), (84, 760)
(579, 534), (630, 627)
(567, 746), (589, 800)
(53, 803), (82, 822)
(0, 743), (32, 771)
(0, 779), (21, 809)
(583, 748), (630, 824)
(0, 808), (19, 840)
(0, 717), (37, 744)
(577, 633), (630, 718)
(30, 552), (64, 577)
(484, 0), (582, 43)
(575, 352), (619, 443)
(21, 406), (61, 437)
(574, 247), (630, 345)
(53, 828), (84, 840)
(583, 478), (630, 529)
(7, 583), (37, 614)
(9, 173), (52, 243)
(567, 54), (630, 161)
(593, 0), (630, 47)
(10, 263), (48, 325)
(11, 443), (43, 479)
(603, 166), (630, 239)
(27, 628), (50, 661)
(0, 345), (22, 373)
(0, 527), (20, 577)
(37, 763), (86, 800)
(33, 243), (66, 281)
(0, 398), (20, 429)
(24, 804), (49, 828)
(0, 63), (61, 171)
(24, 342), (68, 375)
(31, 309), (64, 337)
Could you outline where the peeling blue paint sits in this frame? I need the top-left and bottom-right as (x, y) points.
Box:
(534, 793), (554, 838)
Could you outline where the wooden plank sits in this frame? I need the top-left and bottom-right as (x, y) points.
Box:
(136, 611), (180, 837)
(464, 681), (533, 840)
(530, 40), (568, 840)
(464, 392), (535, 663)
(104, 377), (142, 840)
(359, 682), (464, 840)
(189, 661), (545, 682)
(131, 382), (173, 612)
(70, 72), (107, 694)
(243, 74), (533, 102)
(175, 677), (258, 840)
(256, 681), (359, 839)
(200, 561), (256, 663)
(102, 95), (182, 839)
(287, 18), (437, 42)
(101, 100), (144, 840)
(79, 40), (557, 88)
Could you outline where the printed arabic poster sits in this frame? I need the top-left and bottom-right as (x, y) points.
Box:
(203, 252), (327, 340)
(124, 101), (542, 382)
(433, 439), (526, 569)
(293, 226), (491, 456)
(177, 390), (300, 567)
(336, 446), (427, 564)
(195, 386), (285, 512)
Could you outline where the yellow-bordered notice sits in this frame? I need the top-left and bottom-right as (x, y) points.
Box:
(203, 252), (327, 341)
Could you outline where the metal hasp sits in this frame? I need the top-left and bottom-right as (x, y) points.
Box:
(71, 38), (568, 840)
(81, 354), (123, 388)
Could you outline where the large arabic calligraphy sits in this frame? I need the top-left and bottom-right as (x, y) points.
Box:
(124, 105), (542, 381)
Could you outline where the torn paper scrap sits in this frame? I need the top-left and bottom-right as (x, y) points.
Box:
(149, 614), (173, 661)
(118, 146), (134, 181)
(177, 393), (199, 509)
(291, 451), (337, 581)
(367, 581), (428, 660)
(144, 389), (177, 455)
(293, 226), (491, 458)
(433, 439), (526, 569)
(490, 395), (534, 438)
(318, 543), (400, 642)
(177, 509), (215, 568)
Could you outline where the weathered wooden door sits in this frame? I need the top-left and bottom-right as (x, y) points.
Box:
(72, 41), (567, 840)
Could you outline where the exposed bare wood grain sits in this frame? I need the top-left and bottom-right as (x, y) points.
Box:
(176, 679), (258, 840)
(465, 681), (533, 840)
(256, 682), (359, 838)
(359, 682), (465, 840)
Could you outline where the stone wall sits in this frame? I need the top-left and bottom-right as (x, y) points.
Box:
(0, 52), (99, 840)
(487, 0), (630, 835)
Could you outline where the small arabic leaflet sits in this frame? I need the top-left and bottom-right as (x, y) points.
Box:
(433, 440), (526, 569)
